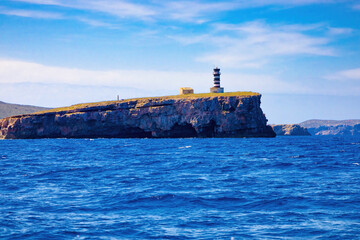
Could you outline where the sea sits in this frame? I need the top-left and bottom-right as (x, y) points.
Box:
(0, 136), (359, 239)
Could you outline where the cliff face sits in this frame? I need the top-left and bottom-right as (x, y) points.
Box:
(271, 124), (311, 136)
(0, 93), (275, 139)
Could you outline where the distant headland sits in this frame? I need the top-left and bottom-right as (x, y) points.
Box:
(271, 120), (360, 136)
(0, 91), (276, 139)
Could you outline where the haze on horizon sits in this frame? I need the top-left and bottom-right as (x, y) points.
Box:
(0, 0), (359, 124)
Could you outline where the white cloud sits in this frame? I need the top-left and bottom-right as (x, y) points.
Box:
(15, 0), (58, 4)
(74, 17), (117, 28)
(327, 27), (353, 35)
(0, 6), (118, 28)
(0, 58), (304, 95)
(251, 0), (335, 5)
(169, 34), (211, 45)
(0, 8), (62, 19)
(0, 58), (207, 90)
(160, 0), (336, 23)
(0, 58), (358, 107)
(14, 0), (336, 23)
(6, 1), (342, 30)
(326, 68), (360, 81)
(14, 0), (156, 20)
(353, 4), (360, 10)
(223, 72), (310, 94)
(224, 0), (336, 9)
(172, 21), (335, 68)
(0, 83), (158, 108)
(160, 1), (238, 23)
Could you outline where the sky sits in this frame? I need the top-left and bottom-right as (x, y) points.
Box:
(0, 0), (360, 123)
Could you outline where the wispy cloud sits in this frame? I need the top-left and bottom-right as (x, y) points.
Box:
(0, 8), (62, 19)
(172, 21), (336, 68)
(14, 0), (156, 20)
(1, 58), (358, 107)
(353, 4), (360, 10)
(159, 1), (237, 23)
(0, 6), (117, 28)
(327, 27), (353, 35)
(14, 0), (58, 4)
(0, 58), (306, 95)
(326, 68), (360, 81)
(249, 0), (336, 6)
(74, 17), (117, 28)
(0, 58), (207, 90)
(14, 0), (337, 23)
(159, 0), (337, 23)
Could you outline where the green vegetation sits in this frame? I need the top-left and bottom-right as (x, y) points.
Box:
(34, 91), (260, 115)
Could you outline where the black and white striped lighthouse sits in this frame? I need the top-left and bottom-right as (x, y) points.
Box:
(210, 67), (224, 93)
(213, 67), (221, 87)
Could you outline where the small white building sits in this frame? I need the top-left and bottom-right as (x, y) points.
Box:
(180, 87), (194, 95)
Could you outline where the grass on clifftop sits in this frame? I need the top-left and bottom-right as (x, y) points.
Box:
(34, 91), (259, 115)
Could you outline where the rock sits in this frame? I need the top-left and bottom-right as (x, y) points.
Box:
(271, 124), (311, 136)
(0, 93), (276, 139)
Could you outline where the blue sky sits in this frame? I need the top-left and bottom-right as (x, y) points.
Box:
(0, 0), (360, 123)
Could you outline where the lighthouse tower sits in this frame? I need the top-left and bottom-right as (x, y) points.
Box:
(210, 67), (224, 93)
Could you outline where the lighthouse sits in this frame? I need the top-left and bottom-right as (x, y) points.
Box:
(210, 67), (224, 93)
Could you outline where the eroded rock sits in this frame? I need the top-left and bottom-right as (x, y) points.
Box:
(0, 94), (275, 139)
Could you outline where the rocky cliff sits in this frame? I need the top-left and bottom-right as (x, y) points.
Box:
(0, 92), (275, 139)
(271, 124), (311, 136)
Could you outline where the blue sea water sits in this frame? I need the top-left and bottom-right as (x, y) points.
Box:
(0, 136), (360, 239)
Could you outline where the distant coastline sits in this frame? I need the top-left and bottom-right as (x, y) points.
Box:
(299, 119), (360, 136)
(272, 120), (360, 136)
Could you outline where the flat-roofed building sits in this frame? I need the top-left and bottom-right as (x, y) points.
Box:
(180, 87), (194, 95)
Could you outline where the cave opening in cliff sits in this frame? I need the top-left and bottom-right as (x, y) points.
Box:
(166, 123), (197, 138)
(198, 120), (216, 137)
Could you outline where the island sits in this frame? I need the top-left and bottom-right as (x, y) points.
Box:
(0, 92), (276, 139)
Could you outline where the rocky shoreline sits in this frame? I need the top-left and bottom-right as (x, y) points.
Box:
(0, 93), (276, 139)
